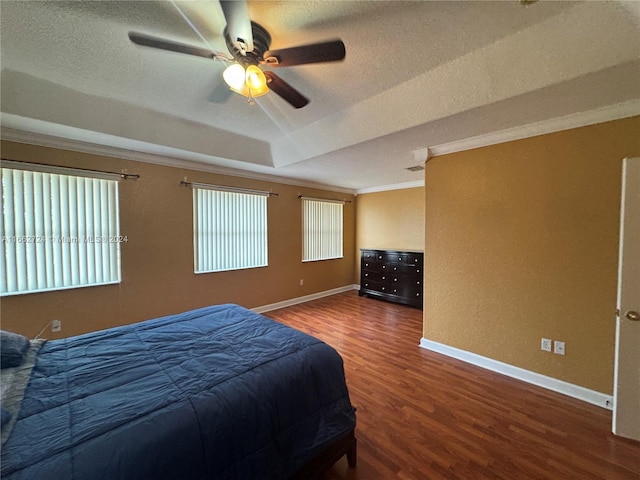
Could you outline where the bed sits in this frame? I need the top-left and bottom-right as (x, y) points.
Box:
(0, 304), (357, 479)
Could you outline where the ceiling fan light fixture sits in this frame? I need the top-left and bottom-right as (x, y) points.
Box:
(223, 63), (268, 98)
(223, 63), (247, 92)
(245, 65), (268, 97)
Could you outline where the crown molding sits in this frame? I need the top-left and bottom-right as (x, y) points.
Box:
(352, 101), (639, 194)
(3, 100), (637, 196)
(0, 122), (425, 196)
(429, 100), (640, 157)
(0, 125), (356, 195)
(356, 180), (424, 195)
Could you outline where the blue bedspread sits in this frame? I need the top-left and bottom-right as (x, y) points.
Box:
(1, 304), (356, 479)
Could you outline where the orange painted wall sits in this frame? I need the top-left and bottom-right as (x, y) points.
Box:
(0, 141), (356, 338)
(423, 116), (640, 394)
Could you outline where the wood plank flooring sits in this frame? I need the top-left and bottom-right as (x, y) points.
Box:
(265, 291), (640, 480)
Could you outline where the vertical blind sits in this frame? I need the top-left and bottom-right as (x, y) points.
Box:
(302, 198), (343, 262)
(1, 166), (121, 296)
(193, 187), (268, 273)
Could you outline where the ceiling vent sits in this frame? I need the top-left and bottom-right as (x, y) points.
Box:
(406, 165), (425, 172)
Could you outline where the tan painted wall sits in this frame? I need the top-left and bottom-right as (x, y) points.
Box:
(355, 187), (425, 281)
(423, 116), (640, 394)
(0, 141), (356, 338)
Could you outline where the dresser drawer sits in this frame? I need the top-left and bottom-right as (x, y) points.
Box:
(361, 279), (385, 293)
(361, 259), (383, 273)
(385, 263), (422, 275)
(381, 253), (423, 267)
(361, 271), (388, 282)
(361, 250), (378, 261)
(396, 284), (422, 300)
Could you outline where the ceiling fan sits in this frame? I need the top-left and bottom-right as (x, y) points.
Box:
(128, 1), (346, 109)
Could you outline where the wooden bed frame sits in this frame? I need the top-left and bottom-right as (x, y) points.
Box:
(291, 429), (357, 479)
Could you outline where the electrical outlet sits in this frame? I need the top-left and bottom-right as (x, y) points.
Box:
(51, 320), (61, 332)
(554, 340), (565, 355)
(541, 338), (552, 352)
(299, 279), (304, 286)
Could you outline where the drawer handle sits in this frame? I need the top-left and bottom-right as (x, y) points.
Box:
(416, 293), (420, 297)
(365, 273), (368, 277)
(382, 276), (386, 280)
(382, 287), (386, 290)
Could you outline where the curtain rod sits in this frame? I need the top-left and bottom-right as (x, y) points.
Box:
(298, 195), (351, 204)
(1, 159), (140, 180)
(180, 180), (278, 197)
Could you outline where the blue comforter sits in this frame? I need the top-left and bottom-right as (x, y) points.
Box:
(1, 304), (356, 479)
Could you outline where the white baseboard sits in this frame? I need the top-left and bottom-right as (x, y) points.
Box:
(420, 338), (613, 410)
(252, 285), (358, 314)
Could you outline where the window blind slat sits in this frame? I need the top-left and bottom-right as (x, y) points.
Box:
(1, 170), (17, 293)
(74, 178), (82, 284)
(108, 181), (120, 281)
(42, 174), (54, 288)
(99, 181), (108, 283)
(60, 175), (72, 287)
(14, 171), (28, 292)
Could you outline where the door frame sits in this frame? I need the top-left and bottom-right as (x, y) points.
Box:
(612, 156), (640, 441)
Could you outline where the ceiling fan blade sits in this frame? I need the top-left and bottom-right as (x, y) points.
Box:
(220, 0), (253, 54)
(262, 40), (345, 67)
(128, 32), (216, 59)
(263, 71), (309, 109)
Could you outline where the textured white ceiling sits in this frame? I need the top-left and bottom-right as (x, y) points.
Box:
(1, 1), (639, 191)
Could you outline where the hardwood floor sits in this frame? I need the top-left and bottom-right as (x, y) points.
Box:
(265, 291), (640, 480)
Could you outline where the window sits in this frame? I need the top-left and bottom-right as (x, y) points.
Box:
(302, 198), (343, 262)
(193, 186), (268, 273)
(1, 162), (121, 296)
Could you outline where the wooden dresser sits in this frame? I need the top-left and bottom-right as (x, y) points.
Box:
(359, 249), (423, 308)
